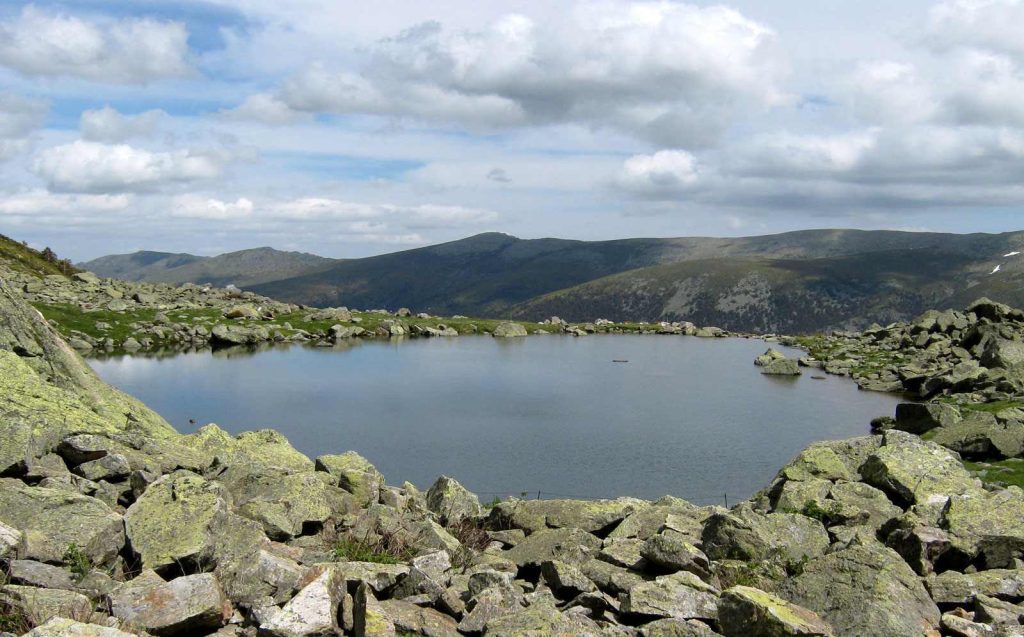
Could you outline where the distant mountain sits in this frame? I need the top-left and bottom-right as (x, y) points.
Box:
(247, 230), (1024, 331)
(80, 247), (336, 288)
(84, 229), (1024, 332)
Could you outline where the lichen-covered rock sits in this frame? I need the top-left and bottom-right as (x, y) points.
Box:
(718, 586), (833, 637)
(760, 358), (801, 376)
(781, 544), (941, 637)
(426, 475), (482, 526)
(488, 497), (645, 534)
(378, 599), (458, 636)
(608, 497), (711, 543)
(0, 585), (93, 626)
(541, 560), (597, 597)
(0, 520), (22, 559)
(22, 618), (136, 637)
(940, 487), (1024, 566)
(0, 479), (124, 565)
(8, 560), (76, 590)
(926, 569), (1024, 605)
(492, 322), (528, 337)
(315, 451), (384, 506)
(482, 600), (603, 636)
(620, 571), (720, 621)
(859, 430), (981, 506)
(226, 469), (330, 540)
(108, 572), (231, 636)
(641, 532), (710, 577)
(503, 528), (602, 568)
(123, 470), (229, 572)
(702, 505), (829, 565)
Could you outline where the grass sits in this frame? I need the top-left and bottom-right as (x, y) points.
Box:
(63, 543), (93, 578)
(964, 458), (1024, 489)
(0, 233), (78, 278)
(332, 523), (417, 565)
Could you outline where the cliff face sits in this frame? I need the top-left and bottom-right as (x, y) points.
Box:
(1, 279), (1023, 637)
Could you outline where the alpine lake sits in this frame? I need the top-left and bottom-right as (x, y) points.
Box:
(88, 334), (904, 505)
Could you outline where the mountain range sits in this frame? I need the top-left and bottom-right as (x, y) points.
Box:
(80, 229), (1024, 333)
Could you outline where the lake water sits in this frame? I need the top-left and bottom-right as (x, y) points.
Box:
(88, 335), (904, 505)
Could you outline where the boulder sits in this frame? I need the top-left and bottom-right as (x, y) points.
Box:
(894, 402), (962, 435)
(926, 569), (1024, 605)
(540, 559), (597, 597)
(718, 586), (833, 637)
(641, 532), (711, 577)
(0, 585), (92, 626)
(108, 572), (231, 636)
(702, 505), (829, 565)
(619, 571), (719, 621)
(425, 475), (482, 526)
(228, 469), (330, 540)
(482, 601), (602, 636)
(1, 521), (23, 559)
(859, 430), (981, 506)
(760, 359), (802, 376)
(754, 349), (787, 367)
(8, 560), (76, 590)
(315, 452), (384, 506)
(0, 479), (124, 565)
(21, 618), (136, 637)
(261, 566), (346, 637)
(503, 528), (602, 568)
(781, 544), (941, 637)
(378, 599), (459, 637)
(940, 487), (1024, 567)
(123, 471), (229, 572)
(492, 322), (528, 338)
(488, 497), (645, 534)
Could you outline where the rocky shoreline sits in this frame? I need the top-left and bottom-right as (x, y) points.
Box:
(1, 266), (741, 356)
(3, 272), (1024, 635)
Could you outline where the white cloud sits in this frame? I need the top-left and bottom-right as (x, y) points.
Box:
(926, 0), (1024, 59)
(0, 6), (191, 83)
(0, 189), (131, 216)
(274, 2), (787, 146)
(616, 150), (701, 198)
(171, 195), (254, 219)
(0, 92), (48, 161)
(34, 141), (225, 193)
(81, 106), (166, 142)
(220, 93), (313, 125)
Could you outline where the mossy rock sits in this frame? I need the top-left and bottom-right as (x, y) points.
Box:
(0, 478), (124, 565)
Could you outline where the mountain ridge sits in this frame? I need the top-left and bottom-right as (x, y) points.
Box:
(80, 229), (1024, 332)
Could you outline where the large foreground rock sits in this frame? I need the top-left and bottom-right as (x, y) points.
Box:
(718, 586), (833, 637)
(0, 478), (124, 564)
(781, 545), (941, 637)
(859, 430), (981, 506)
(108, 571), (231, 635)
(22, 618), (136, 637)
(124, 471), (230, 571)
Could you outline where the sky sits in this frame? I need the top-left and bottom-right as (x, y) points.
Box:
(1, 0), (1024, 260)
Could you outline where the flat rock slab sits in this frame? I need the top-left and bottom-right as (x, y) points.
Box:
(109, 572), (231, 636)
(22, 618), (136, 637)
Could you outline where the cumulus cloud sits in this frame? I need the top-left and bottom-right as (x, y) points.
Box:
(0, 6), (191, 83)
(926, 0), (1024, 59)
(0, 92), (48, 161)
(34, 141), (225, 193)
(616, 150), (701, 198)
(81, 106), (166, 142)
(274, 2), (787, 146)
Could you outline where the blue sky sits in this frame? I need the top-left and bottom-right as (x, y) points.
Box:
(1, 0), (1023, 260)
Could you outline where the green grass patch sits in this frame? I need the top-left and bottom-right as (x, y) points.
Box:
(960, 400), (1024, 414)
(333, 536), (411, 564)
(964, 458), (1024, 489)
